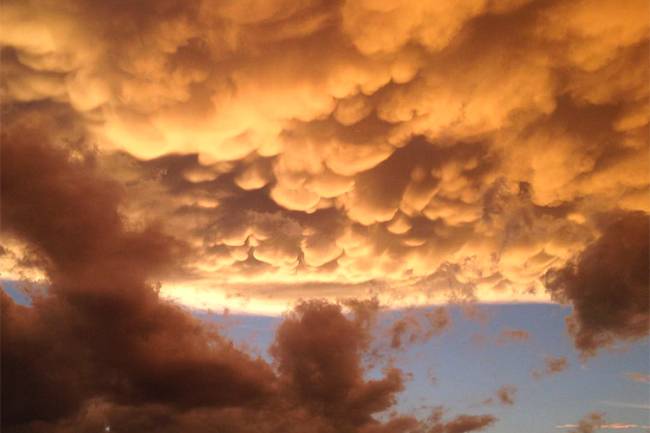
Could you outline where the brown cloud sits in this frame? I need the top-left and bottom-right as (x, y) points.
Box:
(2, 5), (649, 431)
(428, 409), (497, 433)
(389, 306), (451, 350)
(270, 300), (404, 430)
(561, 412), (606, 433)
(545, 211), (650, 358)
(483, 385), (517, 407)
(1, 111), (275, 426)
(496, 386), (517, 406)
(1, 111), (497, 432)
(532, 356), (569, 380)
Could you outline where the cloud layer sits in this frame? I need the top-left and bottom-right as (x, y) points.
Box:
(1, 121), (497, 432)
(2, 0), (648, 315)
(1, 2), (649, 427)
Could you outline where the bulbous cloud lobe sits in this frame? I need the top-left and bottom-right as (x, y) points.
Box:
(1, 0), (649, 350)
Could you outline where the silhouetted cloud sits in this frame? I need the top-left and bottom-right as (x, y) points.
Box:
(545, 211), (650, 357)
(1, 0), (649, 429)
(1, 115), (496, 431)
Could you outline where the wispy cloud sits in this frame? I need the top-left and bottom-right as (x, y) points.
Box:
(624, 372), (650, 384)
(599, 401), (650, 410)
(557, 423), (650, 430)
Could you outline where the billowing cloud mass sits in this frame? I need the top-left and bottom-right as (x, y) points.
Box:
(1, 0), (648, 318)
(545, 212), (650, 358)
(1, 0), (649, 429)
(0, 120), (493, 432)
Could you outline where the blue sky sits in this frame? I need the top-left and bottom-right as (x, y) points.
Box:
(2, 280), (650, 433)
(2, 0), (650, 431)
(205, 303), (650, 433)
(4, 279), (648, 432)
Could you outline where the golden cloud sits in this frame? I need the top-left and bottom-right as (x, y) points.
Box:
(1, 0), (648, 316)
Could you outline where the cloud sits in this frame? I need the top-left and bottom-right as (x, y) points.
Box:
(388, 306), (451, 350)
(532, 356), (569, 380)
(2, 0), (649, 430)
(483, 385), (517, 407)
(556, 412), (608, 433)
(0, 115), (497, 431)
(270, 300), (405, 430)
(557, 423), (650, 431)
(427, 409), (497, 433)
(496, 328), (530, 345)
(545, 211), (650, 358)
(624, 372), (650, 384)
(599, 401), (650, 411)
(1, 111), (274, 426)
(1, 0), (648, 314)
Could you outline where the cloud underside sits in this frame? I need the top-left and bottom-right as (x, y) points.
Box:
(1, 0), (648, 314)
(0, 2), (649, 428)
(1, 134), (493, 431)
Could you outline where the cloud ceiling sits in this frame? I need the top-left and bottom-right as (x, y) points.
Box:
(1, 0), (649, 317)
(2, 0), (650, 431)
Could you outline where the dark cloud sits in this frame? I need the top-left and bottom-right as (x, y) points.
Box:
(545, 211), (650, 357)
(270, 300), (404, 430)
(1, 112), (275, 426)
(0, 112), (495, 432)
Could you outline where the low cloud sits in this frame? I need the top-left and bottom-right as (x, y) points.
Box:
(0, 118), (495, 432)
(545, 212), (650, 358)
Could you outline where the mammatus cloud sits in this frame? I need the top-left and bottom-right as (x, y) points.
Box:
(1, 0), (648, 322)
(0, 120), (496, 432)
(1, 0), (649, 428)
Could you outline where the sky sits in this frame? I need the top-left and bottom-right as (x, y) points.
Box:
(0, 0), (649, 432)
